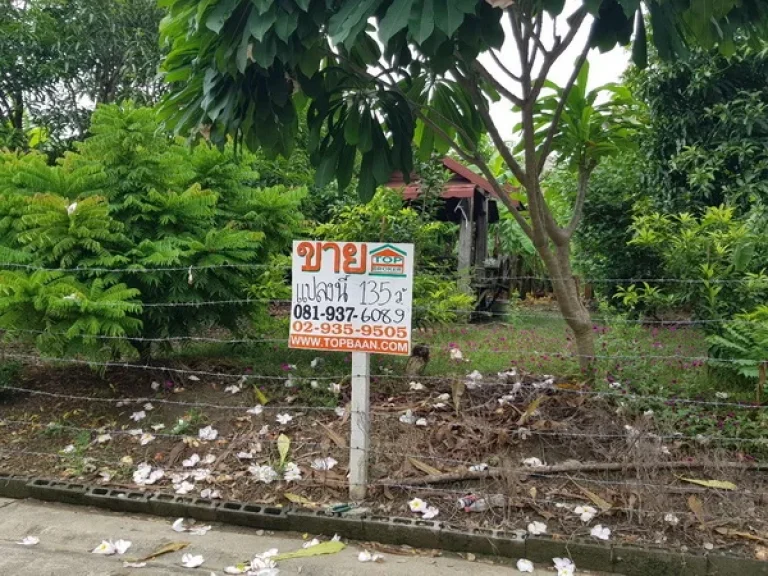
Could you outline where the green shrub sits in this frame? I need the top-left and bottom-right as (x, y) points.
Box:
(0, 361), (21, 396)
(0, 103), (306, 360)
(708, 306), (768, 383)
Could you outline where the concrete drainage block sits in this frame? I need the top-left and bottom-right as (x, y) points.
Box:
(361, 516), (442, 550)
(0, 474), (30, 499)
(26, 478), (88, 506)
(187, 498), (219, 522)
(147, 494), (194, 518)
(287, 509), (363, 539)
(440, 524), (526, 558)
(613, 546), (708, 576)
(84, 487), (150, 513)
(215, 502), (289, 531)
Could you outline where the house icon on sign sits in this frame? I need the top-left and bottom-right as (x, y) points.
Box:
(369, 244), (408, 277)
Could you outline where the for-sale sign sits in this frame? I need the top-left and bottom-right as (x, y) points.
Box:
(289, 240), (414, 356)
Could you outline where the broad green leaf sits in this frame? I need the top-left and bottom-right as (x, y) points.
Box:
(273, 541), (346, 561)
(678, 476), (738, 491)
(344, 105), (361, 145)
(336, 144), (356, 190)
(277, 433), (291, 466)
(329, 0), (380, 45)
(379, 0), (415, 44)
(315, 149), (339, 188)
(284, 492), (318, 507)
(205, 0), (238, 33)
(357, 153), (376, 202)
(434, 0), (474, 38)
(357, 110), (373, 153)
(250, 6), (278, 42)
(275, 10), (299, 42)
(408, 0), (434, 44)
(294, 0), (310, 11)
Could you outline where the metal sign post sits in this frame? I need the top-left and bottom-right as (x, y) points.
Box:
(288, 240), (414, 501)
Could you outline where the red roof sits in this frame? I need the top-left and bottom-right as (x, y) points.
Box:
(386, 157), (518, 205)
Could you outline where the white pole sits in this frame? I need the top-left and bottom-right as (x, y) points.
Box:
(349, 351), (371, 501)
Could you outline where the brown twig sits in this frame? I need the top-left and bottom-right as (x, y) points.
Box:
(382, 461), (768, 487)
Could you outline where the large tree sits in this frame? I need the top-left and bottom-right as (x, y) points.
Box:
(1, 0), (165, 152)
(158, 0), (768, 371)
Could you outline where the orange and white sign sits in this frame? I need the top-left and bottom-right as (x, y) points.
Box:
(289, 241), (414, 356)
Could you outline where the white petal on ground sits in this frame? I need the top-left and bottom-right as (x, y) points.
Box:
(283, 462), (302, 482)
(516, 558), (535, 573)
(172, 518), (188, 532)
(437, 393), (450, 401)
(415, 418), (428, 427)
(247, 406), (264, 416)
(174, 481), (196, 495)
(527, 521), (547, 535)
(123, 561), (148, 568)
(190, 525), (212, 536)
(466, 370), (483, 381)
(181, 553), (205, 568)
(143, 402), (154, 411)
(95, 434), (112, 444)
(140, 433), (155, 446)
(114, 539), (132, 554)
(237, 451), (254, 460)
(422, 506), (439, 520)
(522, 457), (544, 468)
(198, 426), (218, 441)
(302, 538), (320, 549)
(310, 357), (321, 368)
(224, 566), (248, 574)
(130, 411), (146, 422)
(188, 375), (200, 382)
(553, 557), (576, 576)
(469, 463), (489, 472)
(574, 505), (597, 523)
(151, 423), (165, 431)
(450, 347), (464, 361)
(398, 410), (417, 425)
(183, 454), (201, 468)
(358, 550), (384, 563)
(590, 525), (611, 540)
(133, 463), (164, 486)
(328, 382), (341, 394)
(334, 407), (346, 418)
(311, 457), (338, 471)
(200, 488), (221, 500)
(409, 382), (425, 391)
(664, 513), (680, 526)
(284, 377), (295, 388)
(310, 380), (319, 389)
(61, 445), (75, 454)
(191, 468), (211, 481)
(408, 498), (427, 513)
(151, 381), (161, 391)
(203, 454), (217, 464)
(275, 413), (293, 425)
(249, 465), (279, 484)
(715, 392), (729, 399)
(128, 429), (143, 437)
(332, 534), (341, 542)
(92, 540), (117, 555)
(17, 536), (39, 546)
(224, 385), (241, 394)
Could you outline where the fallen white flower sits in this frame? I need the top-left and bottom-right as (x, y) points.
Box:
(188, 375), (201, 382)
(303, 538), (320, 549)
(283, 462), (302, 482)
(61, 444), (75, 454)
(114, 540), (132, 554)
(715, 392), (729, 400)
(408, 498), (427, 513)
(151, 423), (165, 431)
(433, 402), (447, 409)
(62, 293), (79, 302)
(466, 370), (483, 381)
(328, 382), (341, 394)
(183, 454), (201, 468)
(181, 553), (205, 568)
(311, 457), (338, 471)
(415, 418), (428, 427)
(522, 457), (544, 468)
(527, 521), (547, 535)
(98, 471), (112, 483)
(198, 426), (218, 441)
(191, 468), (211, 481)
(409, 381), (425, 391)
(133, 463), (164, 485)
(224, 566), (248, 575)
(190, 525), (212, 536)
(224, 384), (241, 395)
(92, 540), (117, 555)
(358, 550), (384, 563)
(284, 377), (295, 388)
(249, 465), (279, 484)
(553, 557), (575, 576)
(247, 406), (264, 416)
(334, 406), (346, 418)
(643, 409), (655, 419)
(450, 347), (464, 361)
(123, 561), (148, 568)
(437, 393), (450, 401)
(128, 429), (143, 437)
(516, 558), (534, 573)
(237, 451), (254, 460)
(276, 413), (293, 425)
(310, 357), (321, 368)
(18, 536), (39, 546)
(310, 380), (319, 389)
(591, 525), (611, 541)
(609, 380), (622, 389)
(574, 505), (597, 523)
(172, 518), (188, 532)
(399, 410), (417, 425)
(151, 381), (160, 391)
(143, 402), (154, 411)
(200, 488), (220, 500)
(469, 463), (489, 472)
(95, 434), (112, 444)
(175, 481), (196, 495)
(203, 454), (217, 464)
(664, 513), (680, 526)
(140, 433), (155, 446)
(422, 506), (439, 520)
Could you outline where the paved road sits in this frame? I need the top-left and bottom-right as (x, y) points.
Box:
(0, 498), (617, 575)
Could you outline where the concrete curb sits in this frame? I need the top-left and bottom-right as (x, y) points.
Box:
(1, 473), (766, 576)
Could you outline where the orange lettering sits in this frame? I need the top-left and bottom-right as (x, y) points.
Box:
(343, 243), (367, 274)
(297, 241), (321, 272)
(321, 242), (342, 272)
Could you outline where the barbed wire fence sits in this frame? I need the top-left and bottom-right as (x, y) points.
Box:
(0, 260), (766, 547)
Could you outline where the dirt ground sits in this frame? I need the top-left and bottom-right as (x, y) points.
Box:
(0, 358), (767, 562)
